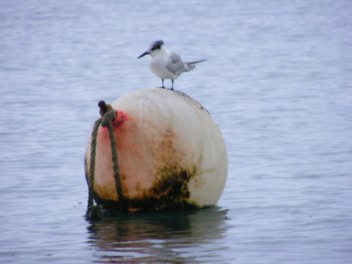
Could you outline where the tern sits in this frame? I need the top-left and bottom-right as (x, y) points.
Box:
(138, 40), (206, 90)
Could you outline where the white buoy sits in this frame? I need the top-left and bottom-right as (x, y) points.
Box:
(85, 88), (227, 212)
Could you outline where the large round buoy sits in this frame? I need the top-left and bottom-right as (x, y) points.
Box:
(84, 88), (227, 212)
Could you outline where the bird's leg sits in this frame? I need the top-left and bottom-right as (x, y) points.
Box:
(160, 79), (165, 89)
(171, 80), (174, 90)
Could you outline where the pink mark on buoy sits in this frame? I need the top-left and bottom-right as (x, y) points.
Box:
(113, 110), (127, 128)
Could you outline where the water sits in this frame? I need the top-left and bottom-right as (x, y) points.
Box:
(1, 0), (352, 263)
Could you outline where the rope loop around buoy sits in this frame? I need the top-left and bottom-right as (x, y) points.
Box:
(86, 100), (126, 220)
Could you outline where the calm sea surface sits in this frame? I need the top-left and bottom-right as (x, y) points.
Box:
(1, 0), (352, 263)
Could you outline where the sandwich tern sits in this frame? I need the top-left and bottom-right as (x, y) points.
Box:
(138, 40), (206, 90)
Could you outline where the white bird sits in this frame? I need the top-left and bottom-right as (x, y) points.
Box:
(138, 40), (206, 90)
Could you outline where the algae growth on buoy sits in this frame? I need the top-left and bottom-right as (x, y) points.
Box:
(84, 88), (227, 212)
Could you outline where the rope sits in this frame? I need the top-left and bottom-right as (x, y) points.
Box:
(87, 118), (101, 208)
(86, 101), (126, 220)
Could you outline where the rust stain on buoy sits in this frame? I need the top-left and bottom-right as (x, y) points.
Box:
(127, 163), (200, 212)
(91, 163), (201, 212)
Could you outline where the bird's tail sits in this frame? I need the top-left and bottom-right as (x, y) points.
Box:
(184, 59), (206, 71)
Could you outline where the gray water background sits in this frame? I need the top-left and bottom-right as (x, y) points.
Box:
(1, 0), (351, 263)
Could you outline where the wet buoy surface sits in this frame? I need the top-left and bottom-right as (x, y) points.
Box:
(85, 88), (227, 212)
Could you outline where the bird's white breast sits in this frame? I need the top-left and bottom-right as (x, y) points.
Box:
(149, 51), (178, 80)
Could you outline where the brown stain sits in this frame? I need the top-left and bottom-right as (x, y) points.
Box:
(94, 183), (117, 201)
(154, 128), (192, 171)
(93, 163), (202, 212)
(134, 163), (198, 211)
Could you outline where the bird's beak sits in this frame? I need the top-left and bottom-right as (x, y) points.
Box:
(138, 51), (149, 59)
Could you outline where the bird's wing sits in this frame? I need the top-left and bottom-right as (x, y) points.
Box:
(166, 52), (185, 75)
